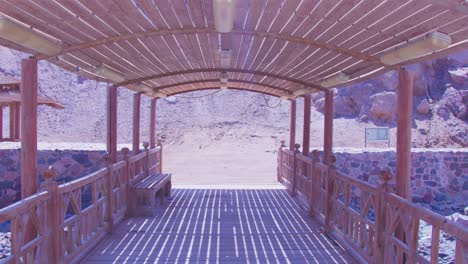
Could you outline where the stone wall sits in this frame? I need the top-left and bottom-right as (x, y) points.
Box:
(0, 149), (107, 208)
(329, 149), (468, 215)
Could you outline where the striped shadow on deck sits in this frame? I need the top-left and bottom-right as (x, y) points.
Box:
(84, 188), (355, 263)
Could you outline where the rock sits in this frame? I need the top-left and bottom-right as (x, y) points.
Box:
(314, 97), (325, 112)
(442, 87), (466, 120)
(377, 71), (398, 91)
(417, 99), (431, 115)
(448, 67), (468, 85)
(448, 50), (468, 65)
(165, 96), (178, 104)
(333, 96), (359, 117)
(369, 92), (397, 123)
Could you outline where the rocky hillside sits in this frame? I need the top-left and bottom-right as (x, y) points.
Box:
(0, 47), (467, 148)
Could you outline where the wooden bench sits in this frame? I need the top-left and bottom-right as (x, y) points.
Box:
(129, 173), (171, 216)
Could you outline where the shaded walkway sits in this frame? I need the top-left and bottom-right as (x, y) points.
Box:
(85, 188), (355, 263)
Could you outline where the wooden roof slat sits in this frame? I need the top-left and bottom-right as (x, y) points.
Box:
(11, 0), (102, 41)
(303, 0), (362, 40)
(343, 1), (435, 51)
(186, 0), (206, 28)
(327, 0), (404, 47)
(0, 0), (81, 44)
(171, 0), (197, 28)
(76, 0), (132, 35)
(243, 0), (268, 31)
(267, 0), (302, 33)
(291, 0), (340, 38)
(252, 39), (285, 72)
(55, 0), (120, 38)
(278, 0), (320, 35)
(254, 0), (283, 33)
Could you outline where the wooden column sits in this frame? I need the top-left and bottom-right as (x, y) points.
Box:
(396, 68), (414, 199)
(0, 106), (3, 140)
(9, 103), (15, 140)
(132, 93), (141, 155)
(14, 103), (20, 140)
(324, 90), (334, 165)
(289, 99), (296, 150)
(302, 94), (311, 156)
(150, 98), (157, 148)
(107, 86), (118, 163)
(21, 58), (38, 198)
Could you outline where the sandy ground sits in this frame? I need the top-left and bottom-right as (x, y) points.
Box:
(164, 125), (280, 186)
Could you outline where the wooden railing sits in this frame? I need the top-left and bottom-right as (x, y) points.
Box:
(277, 144), (468, 264)
(0, 143), (163, 263)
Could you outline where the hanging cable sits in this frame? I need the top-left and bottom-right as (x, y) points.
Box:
(262, 94), (283, 108)
(175, 90), (222, 99)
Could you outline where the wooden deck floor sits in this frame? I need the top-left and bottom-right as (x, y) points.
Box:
(84, 188), (356, 263)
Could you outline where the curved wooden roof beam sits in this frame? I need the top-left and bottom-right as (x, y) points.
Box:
(35, 28), (382, 65)
(163, 87), (284, 98)
(151, 79), (292, 95)
(115, 68), (327, 92)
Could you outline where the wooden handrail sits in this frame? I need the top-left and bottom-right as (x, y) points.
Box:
(0, 144), (163, 263)
(277, 143), (468, 264)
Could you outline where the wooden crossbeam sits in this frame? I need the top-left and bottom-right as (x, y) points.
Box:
(116, 68), (327, 92)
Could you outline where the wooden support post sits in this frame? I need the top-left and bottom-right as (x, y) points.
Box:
(277, 140), (286, 182)
(289, 99), (296, 150)
(291, 143), (300, 197)
(150, 98), (157, 149)
(157, 139), (163, 174)
(324, 90), (334, 165)
(396, 68), (414, 199)
(0, 106), (3, 140)
(42, 167), (61, 263)
(325, 155), (337, 232)
(302, 95), (311, 156)
(21, 58), (38, 198)
(375, 170), (392, 262)
(121, 147), (130, 216)
(132, 93), (141, 155)
(9, 103), (15, 140)
(13, 103), (20, 140)
(105, 155), (114, 233)
(143, 142), (150, 177)
(106, 86), (118, 163)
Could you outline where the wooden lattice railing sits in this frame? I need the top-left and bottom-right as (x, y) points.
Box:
(0, 143), (162, 263)
(277, 144), (468, 264)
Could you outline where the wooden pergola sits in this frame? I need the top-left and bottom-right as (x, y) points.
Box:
(0, 76), (63, 142)
(0, 1), (468, 263)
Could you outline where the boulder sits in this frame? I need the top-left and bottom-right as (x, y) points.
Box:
(376, 71), (398, 91)
(417, 99), (431, 115)
(448, 67), (468, 86)
(165, 96), (178, 104)
(443, 87), (466, 120)
(333, 95), (359, 117)
(369, 92), (397, 123)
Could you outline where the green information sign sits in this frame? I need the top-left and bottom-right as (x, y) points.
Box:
(365, 127), (390, 147)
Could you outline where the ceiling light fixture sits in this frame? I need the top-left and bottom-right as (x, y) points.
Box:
(380, 31), (451, 65)
(136, 83), (154, 93)
(213, 0), (236, 33)
(320, 72), (350, 88)
(91, 65), (125, 83)
(0, 15), (62, 56)
(153, 92), (167, 98)
(219, 49), (232, 68)
(293, 87), (313, 97)
(220, 71), (229, 83)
